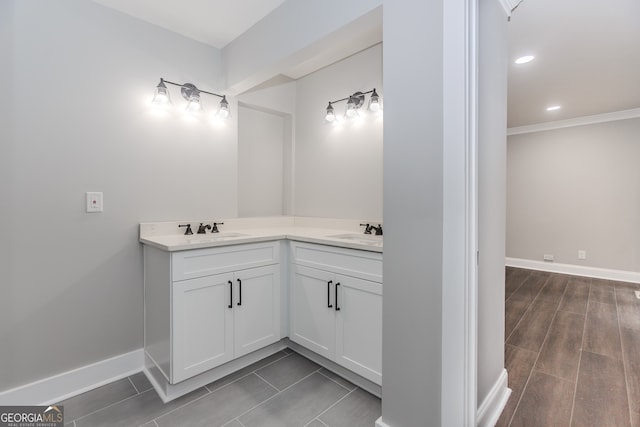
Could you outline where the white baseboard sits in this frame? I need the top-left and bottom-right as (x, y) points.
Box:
(477, 369), (511, 427)
(0, 349), (144, 405)
(506, 258), (640, 284)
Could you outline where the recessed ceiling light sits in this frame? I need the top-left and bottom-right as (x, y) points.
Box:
(515, 55), (535, 64)
(546, 105), (561, 111)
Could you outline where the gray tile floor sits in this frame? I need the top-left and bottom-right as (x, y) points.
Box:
(59, 349), (381, 427)
(498, 267), (640, 427)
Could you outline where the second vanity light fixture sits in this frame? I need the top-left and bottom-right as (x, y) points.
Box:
(325, 88), (381, 122)
(152, 78), (230, 119)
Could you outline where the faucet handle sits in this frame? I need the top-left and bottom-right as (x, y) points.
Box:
(373, 224), (383, 236)
(360, 223), (372, 234)
(211, 222), (224, 233)
(178, 224), (193, 235)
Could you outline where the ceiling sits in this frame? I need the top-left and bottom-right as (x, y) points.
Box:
(94, 0), (640, 128)
(92, 0), (286, 48)
(508, 0), (640, 127)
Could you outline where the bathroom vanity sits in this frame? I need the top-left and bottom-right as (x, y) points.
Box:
(140, 217), (382, 402)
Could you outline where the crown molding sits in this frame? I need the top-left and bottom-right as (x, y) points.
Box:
(507, 108), (640, 136)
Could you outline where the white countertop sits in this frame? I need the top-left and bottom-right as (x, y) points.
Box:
(139, 217), (383, 253)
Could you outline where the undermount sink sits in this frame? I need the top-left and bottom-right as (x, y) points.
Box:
(185, 232), (249, 243)
(328, 233), (383, 246)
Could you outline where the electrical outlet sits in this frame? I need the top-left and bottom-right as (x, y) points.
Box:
(635, 291), (640, 300)
(543, 254), (554, 262)
(578, 250), (586, 260)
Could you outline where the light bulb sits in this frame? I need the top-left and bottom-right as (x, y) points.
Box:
(185, 93), (201, 113)
(345, 104), (358, 118)
(152, 79), (171, 106)
(216, 96), (230, 119)
(325, 102), (335, 122)
(368, 88), (381, 112)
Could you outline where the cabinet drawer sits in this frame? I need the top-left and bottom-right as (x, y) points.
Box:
(172, 242), (280, 282)
(291, 242), (382, 283)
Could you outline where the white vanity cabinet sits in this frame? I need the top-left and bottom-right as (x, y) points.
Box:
(290, 242), (382, 385)
(145, 242), (281, 384)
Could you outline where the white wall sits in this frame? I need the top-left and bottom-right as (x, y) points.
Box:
(507, 117), (640, 273)
(477, 0), (508, 409)
(1, 0), (237, 393)
(294, 44), (383, 220)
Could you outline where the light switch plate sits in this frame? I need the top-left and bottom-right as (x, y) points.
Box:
(86, 192), (103, 213)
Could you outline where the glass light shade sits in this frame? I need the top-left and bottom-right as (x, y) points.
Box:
(345, 100), (359, 118)
(368, 89), (381, 112)
(325, 103), (335, 122)
(185, 92), (202, 113)
(217, 96), (230, 119)
(152, 80), (171, 106)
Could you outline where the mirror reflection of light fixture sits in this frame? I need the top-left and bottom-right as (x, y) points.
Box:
(151, 78), (230, 119)
(325, 88), (381, 121)
(217, 96), (230, 118)
(152, 78), (171, 106)
(368, 88), (381, 112)
(325, 102), (336, 122)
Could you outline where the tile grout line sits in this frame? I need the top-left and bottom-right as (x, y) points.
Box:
(128, 376), (140, 394)
(72, 388), (156, 425)
(568, 277), (591, 427)
(229, 368), (324, 423)
(307, 388), (356, 426)
(317, 370), (355, 392)
(505, 271), (532, 303)
(614, 284), (634, 427)
(154, 352), (293, 425)
(505, 274), (564, 427)
(205, 352), (291, 393)
(253, 372), (282, 392)
(505, 273), (549, 343)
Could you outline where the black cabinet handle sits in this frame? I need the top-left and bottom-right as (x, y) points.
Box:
(335, 282), (341, 311)
(327, 280), (333, 308)
(228, 280), (233, 308)
(237, 278), (242, 306)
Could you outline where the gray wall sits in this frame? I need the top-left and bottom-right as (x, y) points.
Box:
(382, 1), (444, 425)
(1, 0), (237, 392)
(294, 44), (383, 220)
(478, 0), (508, 407)
(507, 118), (640, 272)
(238, 106), (286, 217)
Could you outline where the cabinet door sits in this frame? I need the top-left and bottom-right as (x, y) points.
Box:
(172, 273), (234, 383)
(335, 274), (382, 385)
(290, 265), (336, 359)
(233, 265), (281, 357)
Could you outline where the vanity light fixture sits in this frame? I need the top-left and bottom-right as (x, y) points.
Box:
(325, 88), (382, 121)
(151, 78), (230, 118)
(546, 105), (561, 111)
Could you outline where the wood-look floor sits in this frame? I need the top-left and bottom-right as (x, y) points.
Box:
(498, 267), (640, 427)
